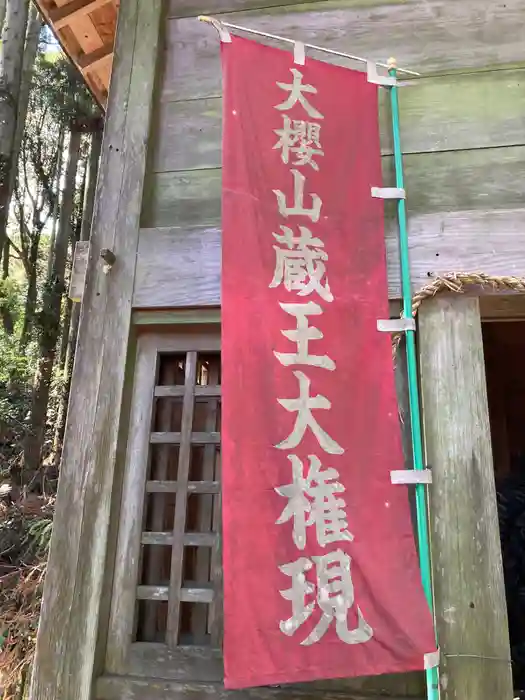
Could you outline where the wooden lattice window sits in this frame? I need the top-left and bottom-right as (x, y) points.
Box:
(105, 330), (223, 682)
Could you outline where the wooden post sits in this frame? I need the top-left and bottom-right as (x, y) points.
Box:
(29, 1), (164, 699)
(418, 296), (513, 700)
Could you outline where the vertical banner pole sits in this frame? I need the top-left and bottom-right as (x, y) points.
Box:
(388, 62), (440, 700)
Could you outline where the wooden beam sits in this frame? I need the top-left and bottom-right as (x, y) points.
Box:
(480, 294), (525, 321)
(29, 1), (164, 699)
(78, 42), (113, 72)
(68, 240), (90, 302)
(153, 70), (525, 171)
(96, 675), (426, 700)
(163, 0), (525, 103)
(418, 296), (513, 699)
(132, 207), (525, 308)
(51, 0), (114, 31)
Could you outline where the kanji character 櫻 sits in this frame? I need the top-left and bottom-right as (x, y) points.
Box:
(274, 116), (324, 171)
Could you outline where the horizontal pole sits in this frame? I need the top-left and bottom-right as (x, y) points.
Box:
(198, 15), (420, 76)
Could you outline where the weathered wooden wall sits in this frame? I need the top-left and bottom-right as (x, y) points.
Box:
(133, 0), (525, 309)
(88, 1), (525, 698)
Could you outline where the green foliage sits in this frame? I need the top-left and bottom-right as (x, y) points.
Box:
(0, 22), (99, 698)
(0, 277), (20, 315)
(33, 52), (96, 125)
(23, 517), (52, 558)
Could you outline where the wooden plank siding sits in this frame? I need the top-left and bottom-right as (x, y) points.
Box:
(134, 1), (525, 309)
(162, 0), (525, 102)
(152, 69), (525, 171)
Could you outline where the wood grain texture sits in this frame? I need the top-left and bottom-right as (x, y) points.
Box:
(418, 296), (513, 700)
(152, 69), (525, 173)
(134, 206), (525, 307)
(104, 331), (221, 679)
(143, 359), (178, 641)
(161, 0), (525, 103)
(141, 145), (525, 230)
(141, 532), (217, 546)
(193, 362), (220, 642)
(146, 480), (221, 493)
(167, 0), (320, 18)
(166, 350), (197, 647)
(105, 336), (158, 673)
(29, 2), (163, 699)
(127, 642), (224, 683)
(480, 295), (525, 320)
(95, 675), (425, 700)
(133, 309), (222, 325)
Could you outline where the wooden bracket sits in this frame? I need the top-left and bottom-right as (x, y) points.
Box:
(69, 241), (90, 302)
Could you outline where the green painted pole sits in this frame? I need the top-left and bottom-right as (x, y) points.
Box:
(387, 61), (440, 700)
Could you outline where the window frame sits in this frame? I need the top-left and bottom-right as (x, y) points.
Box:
(105, 329), (223, 682)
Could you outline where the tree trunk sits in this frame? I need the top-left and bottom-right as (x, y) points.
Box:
(47, 128), (65, 278)
(0, 2), (6, 37)
(11, 3), (41, 180)
(19, 237), (39, 348)
(56, 155), (86, 377)
(0, 3), (40, 333)
(0, 0), (30, 268)
(2, 236), (7, 277)
(0, 234), (13, 333)
(53, 127), (102, 454)
(24, 126), (81, 478)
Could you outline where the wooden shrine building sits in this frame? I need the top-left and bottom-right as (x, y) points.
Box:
(29, 1), (525, 700)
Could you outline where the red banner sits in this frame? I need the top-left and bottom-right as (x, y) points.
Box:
(221, 36), (436, 690)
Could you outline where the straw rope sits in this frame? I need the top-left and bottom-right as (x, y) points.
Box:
(392, 272), (525, 356)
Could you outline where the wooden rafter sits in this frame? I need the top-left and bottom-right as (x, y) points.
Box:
(50, 0), (113, 30)
(33, 0), (120, 109)
(78, 42), (113, 72)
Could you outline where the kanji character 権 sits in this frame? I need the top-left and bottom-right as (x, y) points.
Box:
(275, 454), (353, 549)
